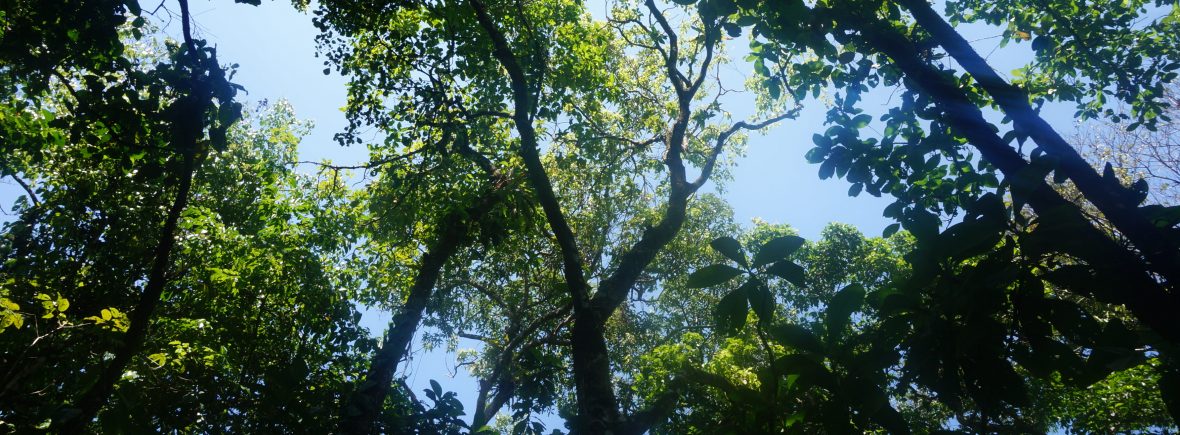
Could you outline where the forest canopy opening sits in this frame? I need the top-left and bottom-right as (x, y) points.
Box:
(0, 0), (1178, 433)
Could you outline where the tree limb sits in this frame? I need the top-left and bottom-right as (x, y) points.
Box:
(690, 111), (797, 190)
(3, 172), (40, 207)
(469, 0), (591, 308)
(829, 8), (1180, 344)
(897, 0), (1180, 285)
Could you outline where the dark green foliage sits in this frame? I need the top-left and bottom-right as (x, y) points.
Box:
(1, 0), (1176, 432)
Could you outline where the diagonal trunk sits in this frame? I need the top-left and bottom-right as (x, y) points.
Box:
(56, 151), (199, 432)
(340, 186), (504, 433)
(471, 375), (515, 430)
(831, 10), (1180, 344)
(896, 0), (1180, 285)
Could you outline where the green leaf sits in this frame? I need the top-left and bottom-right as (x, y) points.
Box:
(851, 114), (872, 128)
(812, 133), (832, 148)
(774, 354), (834, 388)
(715, 288), (749, 336)
(771, 324), (824, 354)
(765, 260), (806, 287)
(710, 236), (747, 267)
(744, 279), (774, 324)
(847, 182), (863, 197)
(882, 223), (900, 238)
(123, 0), (142, 15)
(722, 22), (741, 37)
(686, 264), (744, 288)
(903, 209), (940, 241)
(784, 411), (806, 428)
(818, 159), (836, 180)
(805, 147), (826, 163)
(1031, 35), (1052, 52)
(1141, 204), (1180, 228)
(1161, 368), (1180, 422)
(824, 284), (865, 340)
(753, 235), (805, 267)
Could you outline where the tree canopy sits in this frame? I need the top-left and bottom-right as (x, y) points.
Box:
(1, 0), (1178, 433)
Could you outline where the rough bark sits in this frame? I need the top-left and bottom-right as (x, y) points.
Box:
(896, 0), (1180, 288)
(830, 10), (1180, 344)
(340, 186), (504, 434)
(56, 151), (198, 432)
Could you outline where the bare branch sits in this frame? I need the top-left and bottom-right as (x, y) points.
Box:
(458, 332), (493, 343)
(3, 173), (40, 207)
(690, 111), (797, 190)
(644, 0), (688, 94)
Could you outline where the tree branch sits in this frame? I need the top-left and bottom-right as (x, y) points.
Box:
(690, 111), (797, 190)
(3, 172), (40, 207)
(897, 0), (1180, 284)
(644, 0), (688, 93)
(469, 0), (591, 307)
(829, 7), (1180, 344)
(458, 332), (493, 343)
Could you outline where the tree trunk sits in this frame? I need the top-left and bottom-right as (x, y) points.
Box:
(896, 0), (1180, 285)
(568, 310), (622, 433)
(340, 188), (502, 434)
(56, 151), (198, 432)
(832, 10), (1180, 344)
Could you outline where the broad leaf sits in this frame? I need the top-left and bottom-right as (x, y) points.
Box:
(824, 284), (865, 341)
(715, 288), (749, 336)
(744, 279), (775, 325)
(765, 260), (806, 287)
(686, 264), (744, 288)
(774, 354), (834, 388)
(771, 324), (824, 354)
(710, 236), (747, 267)
(752, 235), (804, 267)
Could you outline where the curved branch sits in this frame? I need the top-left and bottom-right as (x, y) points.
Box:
(897, 0), (1180, 284)
(644, 0), (688, 93)
(469, 0), (590, 307)
(3, 172), (40, 207)
(690, 111), (797, 190)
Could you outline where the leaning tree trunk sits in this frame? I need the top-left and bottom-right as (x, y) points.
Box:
(895, 0), (1180, 285)
(340, 188), (503, 434)
(827, 10), (1180, 345)
(56, 150), (198, 432)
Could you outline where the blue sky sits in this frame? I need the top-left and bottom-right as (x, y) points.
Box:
(179, 4), (902, 424)
(186, 0), (906, 239)
(0, 0), (1085, 429)
(181, 1), (899, 426)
